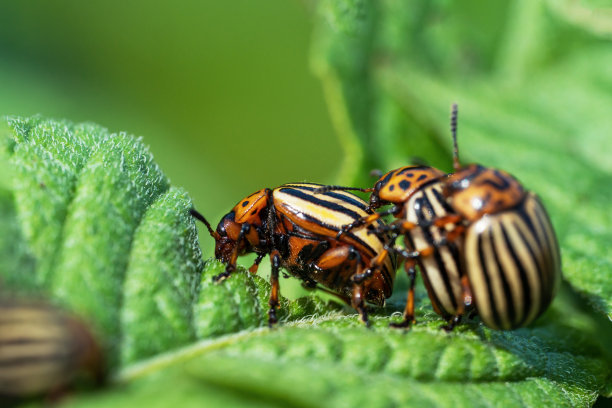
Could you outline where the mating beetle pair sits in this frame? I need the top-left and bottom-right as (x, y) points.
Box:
(190, 183), (395, 326)
(192, 105), (561, 330)
(323, 104), (561, 330)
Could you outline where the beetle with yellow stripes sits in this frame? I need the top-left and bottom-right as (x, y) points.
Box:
(0, 299), (106, 403)
(320, 104), (561, 331)
(438, 104), (562, 329)
(191, 183), (396, 326)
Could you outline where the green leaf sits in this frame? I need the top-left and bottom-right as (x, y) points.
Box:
(0, 115), (338, 372)
(194, 259), (341, 339)
(545, 0), (612, 39)
(66, 284), (610, 408)
(120, 187), (203, 365)
(6, 117), (114, 289)
(2, 108), (611, 406)
(0, 187), (37, 292)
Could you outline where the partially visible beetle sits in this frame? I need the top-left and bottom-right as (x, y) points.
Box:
(191, 183), (396, 326)
(319, 165), (466, 330)
(0, 299), (106, 403)
(320, 104), (561, 330)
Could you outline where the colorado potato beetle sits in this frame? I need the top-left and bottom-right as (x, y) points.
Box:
(191, 183), (395, 326)
(321, 104), (561, 330)
(319, 165), (466, 330)
(438, 105), (561, 329)
(0, 299), (105, 403)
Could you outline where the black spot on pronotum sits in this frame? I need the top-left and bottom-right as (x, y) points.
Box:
(242, 200), (250, 207)
(389, 184), (395, 191)
(406, 172), (414, 178)
(484, 192), (492, 205)
(399, 180), (411, 191)
(417, 174), (427, 181)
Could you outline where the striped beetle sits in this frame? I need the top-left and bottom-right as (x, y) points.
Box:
(0, 299), (105, 402)
(321, 104), (561, 330)
(321, 165), (466, 330)
(191, 183), (395, 326)
(438, 104), (561, 329)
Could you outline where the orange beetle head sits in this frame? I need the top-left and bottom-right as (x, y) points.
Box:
(214, 211), (247, 262)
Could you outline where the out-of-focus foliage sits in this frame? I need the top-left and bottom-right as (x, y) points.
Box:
(0, 1), (339, 229)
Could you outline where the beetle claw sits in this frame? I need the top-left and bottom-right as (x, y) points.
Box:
(212, 271), (231, 283)
(389, 318), (414, 329)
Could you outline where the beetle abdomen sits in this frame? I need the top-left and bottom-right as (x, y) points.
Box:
(464, 193), (561, 330)
(273, 183), (395, 286)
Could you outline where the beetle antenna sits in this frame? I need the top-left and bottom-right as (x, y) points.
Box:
(450, 103), (461, 171)
(314, 185), (375, 194)
(190, 208), (220, 240)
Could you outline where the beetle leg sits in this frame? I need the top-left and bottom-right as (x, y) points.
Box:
(212, 269), (233, 283)
(337, 205), (401, 239)
(384, 244), (419, 259)
(351, 280), (370, 327)
(432, 214), (463, 228)
(248, 253), (265, 274)
(441, 315), (462, 332)
(461, 274), (473, 308)
(311, 246), (371, 326)
(441, 273), (473, 331)
(347, 250), (372, 327)
(337, 213), (381, 239)
(372, 219), (419, 235)
(426, 214), (465, 247)
(376, 215), (463, 239)
(436, 224), (466, 247)
(390, 258), (418, 329)
(268, 250), (281, 327)
(314, 245), (352, 269)
(214, 223), (251, 282)
(352, 246), (391, 284)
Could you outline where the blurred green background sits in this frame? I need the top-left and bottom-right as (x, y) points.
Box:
(0, 0), (339, 262)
